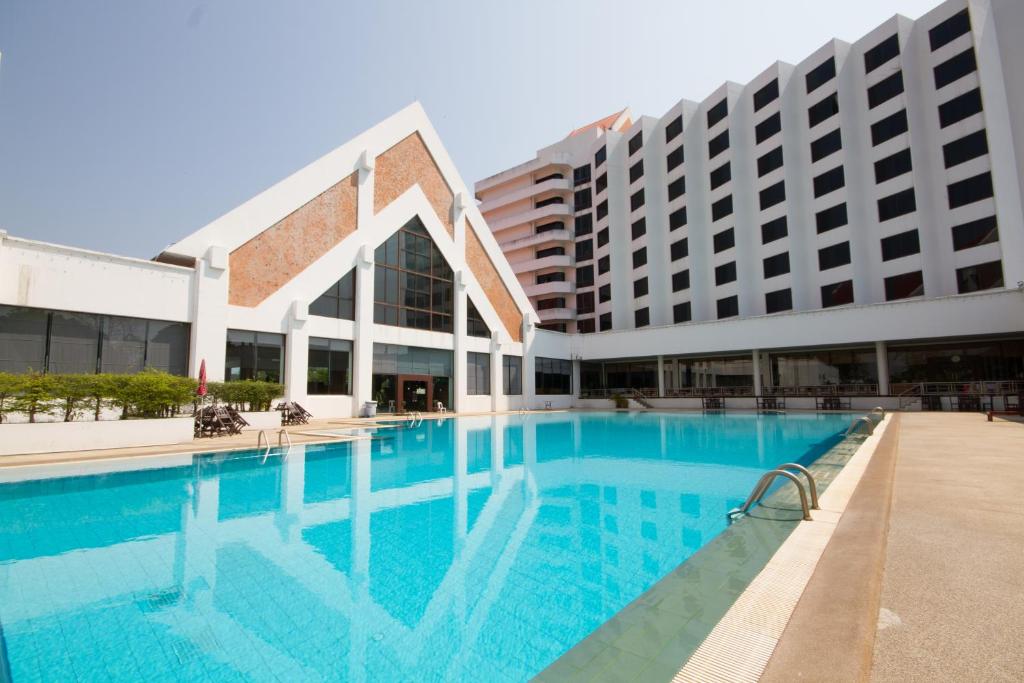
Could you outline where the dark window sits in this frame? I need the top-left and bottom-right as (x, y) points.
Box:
(952, 215), (998, 251)
(535, 356), (572, 395)
(712, 194), (733, 221)
(717, 295), (739, 319)
(758, 146), (784, 176)
(0, 305), (55, 373)
(634, 307), (650, 327)
(762, 216), (788, 244)
(811, 128), (843, 162)
(874, 148), (913, 183)
(576, 264), (594, 287)
(813, 166), (845, 198)
(310, 269), (356, 320)
(634, 277), (649, 298)
(708, 130), (730, 159)
(821, 280), (854, 307)
(629, 160), (645, 184)
(929, 9), (971, 52)
(575, 213), (593, 236)
(633, 247), (648, 269)
(884, 270), (924, 300)
(577, 318), (595, 334)
(225, 330), (284, 383)
(881, 229), (921, 261)
(536, 172), (563, 183)
(599, 283), (611, 302)
(672, 270), (690, 292)
(818, 241), (851, 270)
(707, 98), (728, 127)
(673, 302), (692, 323)
(574, 188), (592, 210)
(868, 71), (904, 109)
(939, 88), (983, 128)
(598, 255), (610, 274)
(754, 79), (779, 111)
(536, 221), (564, 234)
(760, 181), (786, 209)
(575, 239), (593, 262)
(599, 312), (612, 331)
(878, 188), (917, 221)
(466, 351), (491, 395)
(576, 291), (595, 315)
(763, 252), (790, 278)
(816, 203), (848, 233)
(666, 115), (683, 142)
(755, 112), (781, 144)
(535, 196), (564, 208)
(307, 337), (352, 395)
(628, 132), (643, 156)
(806, 56), (836, 93)
(536, 246), (565, 258)
(536, 271), (565, 284)
(668, 176), (686, 200)
(573, 164), (591, 186)
(595, 145), (607, 167)
(808, 93), (840, 127)
(871, 109), (909, 145)
(373, 217), (454, 333)
(667, 145), (685, 172)
(765, 288), (793, 313)
(956, 260), (1004, 293)
(536, 297), (565, 311)
(715, 261), (737, 285)
(631, 218), (647, 240)
(671, 238), (688, 261)
(865, 34), (900, 73)
(596, 173), (608, 194)
(670, 206), (688, 230)
(714, 227), (735, 253)
(502, 355), (523, 395)
(710, 162), (731, 190)
(934, 48), (977, 89)
(596, 200), (608, 220)
(947, 171), (993, 209)
(630, 189), (645, 211)
(943, 130), (988, 168)
(597, 227), (609, 247)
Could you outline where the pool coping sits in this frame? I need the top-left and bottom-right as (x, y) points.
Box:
(535, 414), (891, 682)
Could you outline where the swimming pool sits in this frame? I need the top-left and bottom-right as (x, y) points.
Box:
(0, 411), (852, 682)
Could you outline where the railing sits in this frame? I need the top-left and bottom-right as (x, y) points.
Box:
(890, 381), (1021, 396)
(766, 384), (879, 397)
(728, 466), (816, 523)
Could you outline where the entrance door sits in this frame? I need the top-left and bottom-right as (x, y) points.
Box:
(398, 375), (431, 412)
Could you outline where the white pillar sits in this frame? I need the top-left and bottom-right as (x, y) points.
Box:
(656, 355), (665, 397)
(876, 341), (890, 395)
(189, 247), (230, 379)
(454, 272), (468, 412)
(352, 248), (375, 413)
(522, 316), (536, 409)
(284, 303), (309, 402)
(752, 349), (762, 397)
(490, 332), (503, 412)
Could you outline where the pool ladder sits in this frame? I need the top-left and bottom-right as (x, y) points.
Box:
(845, 407), (885, 436)
(256, 429), (293, 463)
(728, 463), (818, 523)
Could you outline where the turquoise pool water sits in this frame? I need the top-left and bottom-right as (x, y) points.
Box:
(0, 411), (851, 682)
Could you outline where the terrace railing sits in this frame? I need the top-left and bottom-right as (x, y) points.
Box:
(765, 384), (879, 397)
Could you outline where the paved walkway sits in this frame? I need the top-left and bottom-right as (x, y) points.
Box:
(872, 413), (1024, 681)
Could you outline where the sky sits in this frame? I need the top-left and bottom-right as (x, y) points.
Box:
(0, 0), (941, 258)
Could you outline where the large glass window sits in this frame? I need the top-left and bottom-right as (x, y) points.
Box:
(605, 360), (658, 391)
(889, 339), (1023, 383)
(502, 355), (522, 395)
(310, 269), (355, 320)
(467, 351), (491, 395)
(225, 330), (284, 382)
(770, 349), (878, 389)
(535, 357), (572, 395)
(145, 321), (190, 375)
(373, 216), (453, 333)
(100, 316), (148, 374)
(674, 356), (753, 389)
(48, 311), (100, 374)
(307, 337), (352, 395)
(466, 298), (490, 338)
(0, 305), (48, 373)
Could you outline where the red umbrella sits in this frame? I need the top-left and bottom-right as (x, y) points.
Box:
(197, 359), (208, 397)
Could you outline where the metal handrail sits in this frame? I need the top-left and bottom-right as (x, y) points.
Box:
(728, 469), (812, 522)
(256, 430), (269, 450)
(845, 416), (875, 436)
(776, 463), (819, 510)
(278, 429), (292, 448)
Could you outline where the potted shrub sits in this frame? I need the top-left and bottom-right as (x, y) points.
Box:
(611, 393), (629, 409)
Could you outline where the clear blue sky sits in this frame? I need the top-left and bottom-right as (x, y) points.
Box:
(0, 0), (940, 258)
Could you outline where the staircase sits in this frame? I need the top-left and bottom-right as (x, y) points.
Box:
(627, 389), (654, 409)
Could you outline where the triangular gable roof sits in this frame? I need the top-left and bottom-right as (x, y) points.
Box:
(567, 107), (632, 138)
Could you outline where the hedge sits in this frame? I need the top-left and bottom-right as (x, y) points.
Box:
(0, 370), (283, 423)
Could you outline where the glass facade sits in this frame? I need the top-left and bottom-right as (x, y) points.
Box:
(373, 217), (454, 332)
(0, 304), (189, 375)
(502, 355), (522, 395)
(310, 269), (356, 320)
(307, 337), (352, 395)
(888, 339), (1024, 383)
(673, 356), (753, 390)
(535, 357), (572, 395)
(467, 351), (490, 395)
(770, 348), (878, 389)
(605, 360), (658, 391)
(371, 343), (453, 411)
(467, 298), (490, 338)
(225, 330), (284, 383)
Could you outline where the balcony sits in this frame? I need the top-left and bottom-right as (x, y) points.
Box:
(487, 202), (573, 233)
(498, 228), (573, 253)
(525, 280), (575, 297)
(477, 177), (571, 214)
(510, 253), (574, 274)
(537, 307), (576, 322)
(475, 153), (573, 195)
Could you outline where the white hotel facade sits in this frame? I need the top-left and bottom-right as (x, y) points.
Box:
(0, 0), (1022, 417)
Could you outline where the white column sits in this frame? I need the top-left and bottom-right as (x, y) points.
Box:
(352, 248), (375, 413)
(490, 333), (502, 413)
(189, 247), (230, 379)
(571, 359), (582, 399)
(522, 316), (536, 409)
(454, 272), (468, 413)
(656, 355), (665, 397)
(752, 349), (762, 397)
(876, 341), (890, 395)
(284, 303), (309, 402)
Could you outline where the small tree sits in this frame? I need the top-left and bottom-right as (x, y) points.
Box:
(49, 374), (95, 422)
(10, 372), (55, 423)
(0, 372), (24, 423)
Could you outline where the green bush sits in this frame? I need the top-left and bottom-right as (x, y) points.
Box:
(207, 380), (284, 412)
(108, 369), (198, 419)
(10, 372), (56, 423)
(49, 374), (96, 422)
(0, 372), (25, 423)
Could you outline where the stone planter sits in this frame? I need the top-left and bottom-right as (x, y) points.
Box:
(0, 417), (195, 457)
